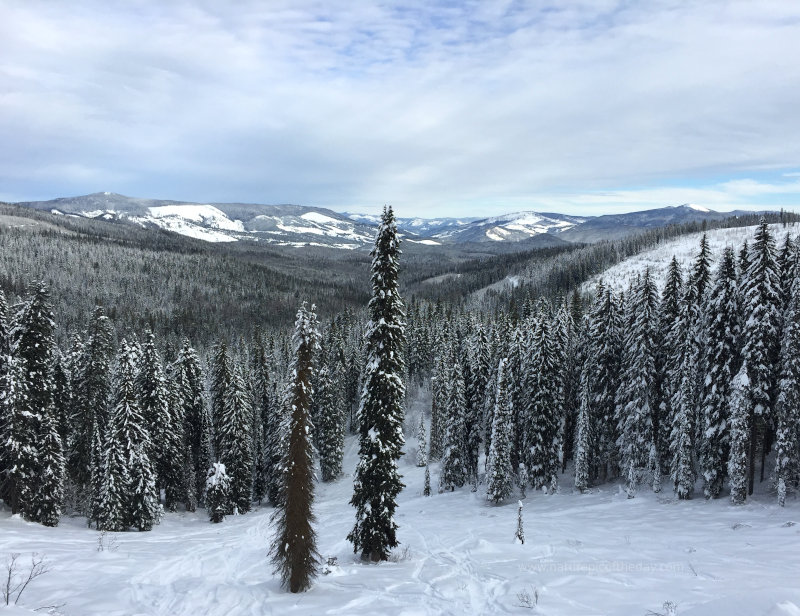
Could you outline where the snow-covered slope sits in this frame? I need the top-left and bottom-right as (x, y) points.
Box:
(584, 222), (797, 294)
(433, 211), (587, 243)
(15, 193), (379, 249)
(1, 388), (798, 615)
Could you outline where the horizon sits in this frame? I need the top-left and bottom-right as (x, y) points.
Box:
(2, 2), (800, 216)
(8, 189), (797, 220)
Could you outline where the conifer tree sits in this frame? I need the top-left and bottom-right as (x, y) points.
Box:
(522, 314), (561, 492)
(515, 501), (525, 545)
(13, 284), (59, 522)
(37, 403), (65, 527)
(740, 219), (781, 494)
(317, 363), (344, 482)
(349, 206), (407, 562)
(423, 466), (431, 496)
(175, 341), (209, 505)
(97, 340), (159, 532)
(271, 303), (319, 592)
(416, 414), (428, 467)
(439, 361), (468, 492)
(655, 257), (683, 474)
(210, 341), (233, 453)
(574, 360), (593, 493)
(219, 364), (254, 514)
(615, 270), (658, 498)
(70, 306), (114, 497)
(699, 247), (740, 498)
(486, 358), (514, 504)
(774, 274), (800, 506)
(729, 362), (751, 505)
(206, 462), (231, 523)
(588, 284), (622, 481)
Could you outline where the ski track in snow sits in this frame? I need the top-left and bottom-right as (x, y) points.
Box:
(2, 393), (800, 615)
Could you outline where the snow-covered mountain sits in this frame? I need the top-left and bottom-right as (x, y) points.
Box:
(14, 193), (766, 249)
(431, 211), (588, 242)
(20, 193), (378, 249)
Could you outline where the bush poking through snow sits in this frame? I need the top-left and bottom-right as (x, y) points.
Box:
(2, 553), (51, 607)
(516, 586), (538, 609)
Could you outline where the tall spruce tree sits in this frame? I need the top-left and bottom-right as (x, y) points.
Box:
(270, 303), (320, 592)
(574, 358), (594, 493)
(70, 306), (114, 500)
(522, 313), (562, 492)
(439, 360), (468, 492)
(729, 362), (751, 505)
(348, 206), (407, 562)
(316, 362), (344, 482)
(740, 219), (781, 495)
(486, 358), (514, 504)
(13, 284), (60, 522)
(615, 270), (658, 498)
(219, 363), (254, 514)
(699, 247), (740, 498)
(774, 273), (800, 506)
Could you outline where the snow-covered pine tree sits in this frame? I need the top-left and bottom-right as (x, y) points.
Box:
(465, 324), (490, 481)
(1, 355), (33, 516)
(423, 465), (431, 496)
(70, 306), (114, 498)
(250, 338), (272, 503)
(615, 269), (658, 498)
(439, 360), (468, 492)
(173, 341), (204, 506)
(668, 234), (712, 499)
(136, 330), (175, 507)
(515, 501), (525, 545)
(574, 358), (594, 493)
(588, 283), (622, 482)
(317, 362), (344, 482)
(219, 363), (254, 514)
(486, 358), (515, 504)
(416, 414), (428, 467)
(655, 257), (683, 477)
(774, 273), (800, 506)
(729, 362), (751, 505)
(699, 246), (740, 499)
(348, 206), (407, 563)
(428, 344), (449, 461)
(271, 302), (320, 592)
(556, 298), (580, 474)
(210, 341), (233, 454)
(206, 462), (231, 523)
(13, 284), (60, 522)
(164, 362), (188, 510)
(740, 218), (781, 495)
(37, 399), (65, 527)
(522, 312), (562, 493)
(128, 440), (160, 531)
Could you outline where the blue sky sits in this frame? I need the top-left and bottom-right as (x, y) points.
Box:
(1, 0), (799, 217)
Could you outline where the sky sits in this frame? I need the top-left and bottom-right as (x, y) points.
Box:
(1, 1), (800, 218)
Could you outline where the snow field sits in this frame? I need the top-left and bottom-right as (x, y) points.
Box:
(1, 392), (799, 615)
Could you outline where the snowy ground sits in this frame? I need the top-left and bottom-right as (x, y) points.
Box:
(583, 222), (799, 295)
(2, 397), (799, 615)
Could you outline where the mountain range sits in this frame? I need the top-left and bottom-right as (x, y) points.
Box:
(11, 192), (761, 250)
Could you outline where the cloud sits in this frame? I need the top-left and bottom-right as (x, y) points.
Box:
(1, 0), (799, 216)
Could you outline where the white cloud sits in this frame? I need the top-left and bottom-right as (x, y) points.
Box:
(1, 0), (799, 216)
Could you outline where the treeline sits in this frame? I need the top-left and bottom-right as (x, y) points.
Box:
(408, 219), (799, 505)
(0, 289), (368, 530)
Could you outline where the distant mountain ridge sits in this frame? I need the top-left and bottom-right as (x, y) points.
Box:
(13, 193), (764, 249)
